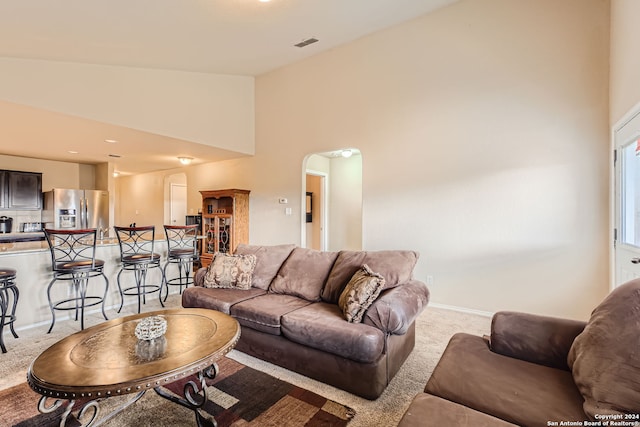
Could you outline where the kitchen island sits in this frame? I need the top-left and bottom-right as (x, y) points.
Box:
(0, 237), (172, 330)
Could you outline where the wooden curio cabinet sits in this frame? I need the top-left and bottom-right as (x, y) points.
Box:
(199, 189), (250, 268)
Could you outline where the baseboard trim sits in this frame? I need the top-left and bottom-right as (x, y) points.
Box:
(429, 302), (494, 318)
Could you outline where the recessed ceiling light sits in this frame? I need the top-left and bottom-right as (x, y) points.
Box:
(178, 156), (193, 165)
(68, 150), (78, 154)
(259, 0), (271, 2)
(105, 139), (118, 144)
(113, 171), (119, 177)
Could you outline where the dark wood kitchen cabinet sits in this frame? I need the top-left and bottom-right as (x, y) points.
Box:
(0, 170), (42, 210)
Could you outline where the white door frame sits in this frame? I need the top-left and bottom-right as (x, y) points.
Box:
(611, 100), (640, 289)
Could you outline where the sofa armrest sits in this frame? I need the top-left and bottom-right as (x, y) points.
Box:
(489, 311), (586, 371)
(363, 280), (430, 335)
(193, 267), (207, 286)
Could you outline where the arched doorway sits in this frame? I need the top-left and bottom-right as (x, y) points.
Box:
(302, 149), (363, 251)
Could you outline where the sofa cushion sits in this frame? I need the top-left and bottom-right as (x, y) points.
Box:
(234, 243), (296, 290)
(398, 394), (518, 427)
(425, 333), (586, 426)
(203, 252), (256, 290)
(269, 247), (338, 302)
(567, 278), (640, 419)
(181, 286), (266, 314)
(322, 250), (418, 303)
(230, 294), (311, 335)
(338, 264), (385, 323)
(280, 302), (385, 364)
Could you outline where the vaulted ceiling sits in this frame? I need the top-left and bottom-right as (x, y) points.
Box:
(0, 0), (457, 174)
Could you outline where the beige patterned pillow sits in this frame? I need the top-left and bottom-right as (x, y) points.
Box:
(338, 264), (386, 323)
(203, 253), (257, 290)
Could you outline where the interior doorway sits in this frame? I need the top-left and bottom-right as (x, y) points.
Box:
(302, 150), (362, 251)
(170, 184), (187, 226)
(164, 173), (187, 226)
(305, 172), (327, 250)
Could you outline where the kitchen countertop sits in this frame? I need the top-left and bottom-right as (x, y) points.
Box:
(0, 236), (175, 255)
(0, 236), (120, 255)
(0, 231), (46, 243)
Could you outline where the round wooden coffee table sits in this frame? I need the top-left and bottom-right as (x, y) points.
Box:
(27, 308), (240, 427)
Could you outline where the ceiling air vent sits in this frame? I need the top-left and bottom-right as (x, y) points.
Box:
(294, 38), (318, 48)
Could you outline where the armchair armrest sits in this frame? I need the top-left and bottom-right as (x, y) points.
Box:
(363, 280), (430, 335)
(489, 311), (586, 371)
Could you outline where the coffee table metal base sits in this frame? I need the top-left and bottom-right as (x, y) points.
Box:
(37, 363), (220, 427)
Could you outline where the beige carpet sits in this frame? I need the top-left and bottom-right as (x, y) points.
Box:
(0, 294), (491, 427)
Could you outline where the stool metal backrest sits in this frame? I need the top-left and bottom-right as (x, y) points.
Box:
(114, 225), (165, 313)
(44, 229), (109, 333)
(163, 224), (200, 298)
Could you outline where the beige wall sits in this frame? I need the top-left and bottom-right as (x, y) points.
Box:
(0, 58), (255, 154)
(0, 0), (606, 320)
(610, 0), (640, 123)
(328, 154), (362, 251)
(114, 0), (610, 319)
(0, 154), (83, 190)
(254, 0), (610, 320)
(115, 172), (166, 230)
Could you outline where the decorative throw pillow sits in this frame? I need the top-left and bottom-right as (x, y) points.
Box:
(322, 250), (419, 303)
(567, 278), (640, 419)
(203, 253), (257, 290)
(338, 264), (386, 323)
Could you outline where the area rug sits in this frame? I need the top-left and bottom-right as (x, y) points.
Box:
(1, 357), (355, 427)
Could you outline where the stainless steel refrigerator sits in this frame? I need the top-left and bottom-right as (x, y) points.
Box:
(43, 189), (110, 236)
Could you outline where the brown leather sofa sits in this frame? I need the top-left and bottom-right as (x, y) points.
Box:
(182, 244), (430, 399)
(398, 279), (640, 426)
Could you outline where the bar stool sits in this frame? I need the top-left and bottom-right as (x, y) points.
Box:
(44, 229), (109, 333)
(114, 225), (165, 313)
(0, 268), (19, 353)
(163, 224), (199, 299)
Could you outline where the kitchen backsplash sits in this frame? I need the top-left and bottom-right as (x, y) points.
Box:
(0, 210), (43, 232)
